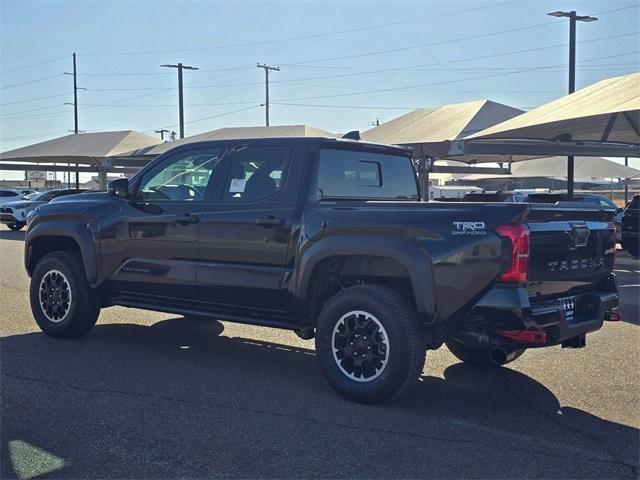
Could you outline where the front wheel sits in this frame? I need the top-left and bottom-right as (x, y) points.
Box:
(315, 285), (426, 404)
(7, 222), (24, 231)
(30, 251), (100, 338)
(446, 338), (525, 367)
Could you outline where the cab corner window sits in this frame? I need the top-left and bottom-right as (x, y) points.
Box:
(138, 148), (223, 201)
(223, 146), (288, 201)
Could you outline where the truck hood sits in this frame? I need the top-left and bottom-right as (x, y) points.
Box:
(50, 191), (112, 204)
(30, 192), (115, 230)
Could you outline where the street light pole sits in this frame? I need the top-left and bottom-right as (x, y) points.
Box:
(547, 10), (598, 200)
(161, 63), (199, 138)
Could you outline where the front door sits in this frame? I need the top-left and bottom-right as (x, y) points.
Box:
(100, 145), (227, 302)
(197, 144), (296, 316)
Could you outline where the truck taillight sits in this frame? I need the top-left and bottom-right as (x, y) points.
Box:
(496, 224), (530, 284)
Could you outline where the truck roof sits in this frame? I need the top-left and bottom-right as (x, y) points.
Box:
(157, 136), (413, 157)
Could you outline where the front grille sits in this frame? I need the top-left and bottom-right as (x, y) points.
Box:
(0, 207), (13, 213)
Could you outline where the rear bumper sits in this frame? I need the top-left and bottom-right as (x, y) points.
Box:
(471, 277), (618, 345)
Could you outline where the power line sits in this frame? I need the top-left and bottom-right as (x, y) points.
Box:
(78, 0), (524, 56)
(167, 31), (639, 89)
(280, 21), (566, 67)
(0, 103), (69, 117)
(272, 50), (639, 102)
(0, 73), (65, 89)
(179, 105), (261, 127)
(0, 92), (69, 107)
(0, 55), (68, 75)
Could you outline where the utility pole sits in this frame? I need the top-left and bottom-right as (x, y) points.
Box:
(155, 129), (170, 140)
(257, 63), (280, 126)
(547, 11), (597, 199)
(64, 52), (81, 188)
(161, 63), (199, 138)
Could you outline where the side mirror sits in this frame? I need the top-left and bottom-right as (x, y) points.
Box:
(108, 178), (129, 199)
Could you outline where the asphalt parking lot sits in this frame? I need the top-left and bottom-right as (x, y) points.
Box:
(1, 228), (638, 479)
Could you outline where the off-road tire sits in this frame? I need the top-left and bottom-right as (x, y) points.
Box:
(315, 285), (426, 404)
(446, 338), (525, 366)
(30, 251), (100, 338)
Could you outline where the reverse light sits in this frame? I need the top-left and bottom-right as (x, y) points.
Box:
(496, 224), (530, 284)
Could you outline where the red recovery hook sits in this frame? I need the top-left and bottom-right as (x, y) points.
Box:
(496, 329), (547, 344)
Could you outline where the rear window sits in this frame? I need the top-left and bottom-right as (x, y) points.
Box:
(316, 149), (417, 200)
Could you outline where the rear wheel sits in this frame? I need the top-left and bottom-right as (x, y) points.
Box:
(30, 251), (100, 338)
(315, 285), (425, 404)
(446, 338), (525, 367)
(7, 222), (24, 231)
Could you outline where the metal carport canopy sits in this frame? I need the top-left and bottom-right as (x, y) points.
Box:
(0, 131), (162, 188)
(444, 73), (640, 161)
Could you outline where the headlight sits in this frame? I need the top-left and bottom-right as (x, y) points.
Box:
(26, 208), (39, 225)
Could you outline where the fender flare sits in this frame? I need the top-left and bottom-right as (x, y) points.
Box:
(292, 236), (435, 322)
(25, 221), (98, 285)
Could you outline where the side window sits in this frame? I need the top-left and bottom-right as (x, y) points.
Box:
(223, 146), (288, 201)
(138, 147), (224, 201)
(316, 149), (418, 200)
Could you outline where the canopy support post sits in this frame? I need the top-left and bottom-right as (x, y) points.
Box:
(416, 156), (433, 202)
(567, 156), (574, 199)
(624, 157), (629, 205)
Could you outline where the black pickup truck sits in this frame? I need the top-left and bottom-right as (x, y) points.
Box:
(25, 137), (619, 403)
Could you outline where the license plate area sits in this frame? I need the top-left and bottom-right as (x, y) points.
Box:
(558, 296), (576, 322)
(558, 294), (600, 324)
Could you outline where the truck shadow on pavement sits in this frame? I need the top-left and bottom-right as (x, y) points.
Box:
(2, 316), (638, 479)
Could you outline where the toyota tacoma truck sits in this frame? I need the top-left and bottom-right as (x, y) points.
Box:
(25, 137), (619, 403)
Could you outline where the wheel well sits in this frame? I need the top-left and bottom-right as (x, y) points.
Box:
(306, 255), (415, 324)
(27, 236), (82, 275)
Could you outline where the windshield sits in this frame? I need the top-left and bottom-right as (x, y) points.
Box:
(316, 148), (418, 200)
(29, 191), (58, 201)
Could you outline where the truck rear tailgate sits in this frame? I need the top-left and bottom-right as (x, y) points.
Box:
(525, 204), (616, 299)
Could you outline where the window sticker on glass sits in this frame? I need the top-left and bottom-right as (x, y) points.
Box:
(230, 178), (246, 193)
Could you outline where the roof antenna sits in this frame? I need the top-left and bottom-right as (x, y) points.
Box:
(342, 130), (361, 140)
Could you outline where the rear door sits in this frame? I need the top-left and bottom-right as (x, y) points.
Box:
(196, 143), (302, 316)
(100, 145), (227, 301)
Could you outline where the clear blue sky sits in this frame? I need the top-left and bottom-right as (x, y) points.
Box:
(0, 0), (638, 178)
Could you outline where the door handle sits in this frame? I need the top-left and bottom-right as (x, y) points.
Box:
(174, 213), (200, 225)
(255, 215), (285, 228)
